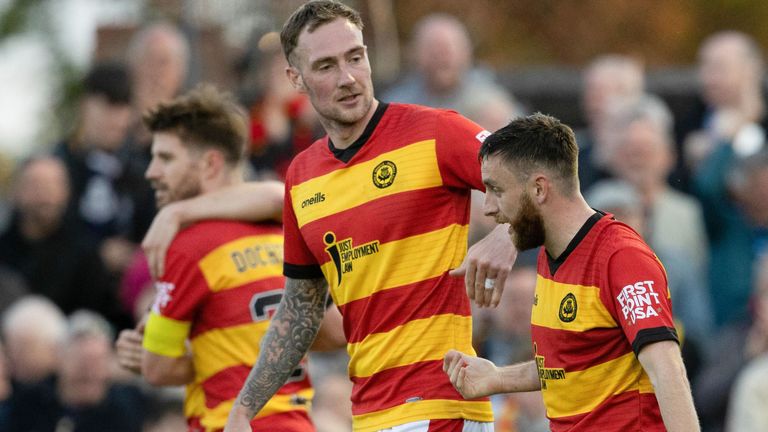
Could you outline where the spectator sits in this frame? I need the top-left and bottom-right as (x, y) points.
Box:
(726, 253), (768, 432)
(681, 31), (766, 174)
(0, 158), (125, 327)
(1, 296), (66, 385)
(577, 54), (645, 190)
(694, 139), (768, 327)
(694, 243), (768, 432)
(4, 310), (145, 432)
(53, 63), (151, 275)
(383, 13), (519, 119)
(608, 95), (709, 274)
(126, 22), (190, 152)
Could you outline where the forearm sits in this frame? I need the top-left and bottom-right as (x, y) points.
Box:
(498, 360), (541, 393)
(233, 277), (328, 418)
(142, 352), (195, 386)
(639, 341), (700, 432)
(652, 367), (700, 432)
(171, 181), (284, 224)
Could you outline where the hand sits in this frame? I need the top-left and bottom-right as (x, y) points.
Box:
(224, 406), (253, 432)
(115, 328), (144, 374)
(443, 349), (500, 399)
(450, 224), (517, 307)
(142, 203), (182, 278)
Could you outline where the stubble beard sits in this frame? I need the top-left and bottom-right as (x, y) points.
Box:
(153, 172), (202, 209)
(509, 192), (546, 251)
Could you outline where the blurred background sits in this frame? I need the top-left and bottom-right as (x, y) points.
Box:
(2, 0), (768, 431)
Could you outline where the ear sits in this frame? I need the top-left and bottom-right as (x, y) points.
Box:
(531, 174), (549, 205)
(286, 65), (306, 93)
(200, 149), (225, 181)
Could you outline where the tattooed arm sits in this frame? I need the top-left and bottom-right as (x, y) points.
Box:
(225, 277), (328, 431)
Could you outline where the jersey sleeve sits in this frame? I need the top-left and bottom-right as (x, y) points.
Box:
(606, 247), (679, 356)
(143, 247), (209, 357)
(283, 180), (324, 279)
(434, 110), (488, 191)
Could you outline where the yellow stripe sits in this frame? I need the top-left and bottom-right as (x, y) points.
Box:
(289, 140), (442, 228)
(348, 314), (474, 378)
(143, 312), (191, 357)
(199, 389), (314, 431)
(542, 352), (654, 418)
(198, 234), (284, 292)
(531, 275), (617, 331)
(191, 321), (270, 381)
(184, 382), (205, 419)
(352, 399), (493, 432)
(323, 224), (468, 306)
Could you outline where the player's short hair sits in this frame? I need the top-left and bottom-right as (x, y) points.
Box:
(479, 113), (580, 195)
(143, 84), (247, 165)
(280, 0), (364, 66)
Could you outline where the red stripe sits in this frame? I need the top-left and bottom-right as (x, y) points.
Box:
(428, 419), (465, 432)
(349, 359), (486, 416)
(201, 364), (311, 409)
(191, 276), (285, 337)
(339, 275), (470, 343)
(298, 186), (471, 260)
(531, 325), (633, 372)
(549, 391), (663, 432)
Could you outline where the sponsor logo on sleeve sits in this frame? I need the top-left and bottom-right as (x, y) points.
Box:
(151, 281), (176, 313)
(616, 280), (662, 324)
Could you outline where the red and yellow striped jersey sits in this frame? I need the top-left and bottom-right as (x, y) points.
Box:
(283, 103), (494, 431)
(143, 220), (314, 432)
(532, 212), (677, 431)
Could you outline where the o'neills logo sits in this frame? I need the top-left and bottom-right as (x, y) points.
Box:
(323, 231), (380, 285)
(301, 192), (325, 208)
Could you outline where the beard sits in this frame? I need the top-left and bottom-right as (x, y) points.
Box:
(509, 192), (546, 251)
(152, 171), (202, 209)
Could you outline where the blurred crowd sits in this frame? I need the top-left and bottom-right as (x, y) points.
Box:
(0, 6), (766, 432)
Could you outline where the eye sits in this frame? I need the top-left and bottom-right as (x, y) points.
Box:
(349, 55), (362, 64)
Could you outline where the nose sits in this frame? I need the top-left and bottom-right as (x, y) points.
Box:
(338, 63), (356, 87)
(145, 158), (160, 180)
(482, 192), (498, 217)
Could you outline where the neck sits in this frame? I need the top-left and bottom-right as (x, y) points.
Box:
(323, 99), (379, 149)
(201, 167), (242, 195)
(543, 194), (596, 258)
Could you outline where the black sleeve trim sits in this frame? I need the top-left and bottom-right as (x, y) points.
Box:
(284, 263), (324, 279)
(632, 326), (679, 356)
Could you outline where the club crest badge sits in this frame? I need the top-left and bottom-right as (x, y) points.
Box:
(372, 160), (397, 189)
(559, 293), (577, 322)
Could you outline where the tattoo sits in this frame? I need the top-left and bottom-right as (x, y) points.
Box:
(235, 277), (328, 417)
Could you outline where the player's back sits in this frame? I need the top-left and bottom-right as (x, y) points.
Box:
(150, 220), (315, 432)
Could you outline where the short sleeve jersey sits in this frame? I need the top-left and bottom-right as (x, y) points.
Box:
(531, 212), (678, 431)
(143, 220), (314, 432)
(282, 103), (494, 431)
